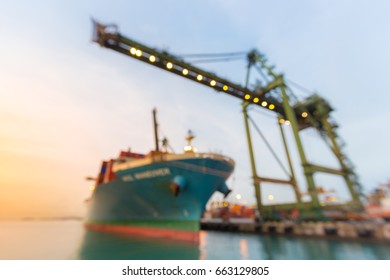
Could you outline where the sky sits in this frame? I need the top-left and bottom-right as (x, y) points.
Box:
(1, 0), (389, 219)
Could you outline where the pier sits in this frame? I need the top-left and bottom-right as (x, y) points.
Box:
(200, 218), (390, 242)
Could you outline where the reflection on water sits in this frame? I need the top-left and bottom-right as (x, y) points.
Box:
(239, 239), (249, 260)
(202, 232), (390, 260)
(77, 230), (199, 260)
(78, 229), (390, 260)
(1, 221), (390, 260)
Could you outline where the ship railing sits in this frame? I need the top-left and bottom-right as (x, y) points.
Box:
(112, 152), (235, 172)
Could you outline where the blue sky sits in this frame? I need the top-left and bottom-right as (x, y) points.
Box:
(1, 0), (389, 218)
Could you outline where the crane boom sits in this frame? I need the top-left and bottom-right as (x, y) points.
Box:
(92, 20), (287, 115)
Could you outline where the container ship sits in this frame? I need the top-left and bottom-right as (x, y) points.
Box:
(85, 109), (234, 242)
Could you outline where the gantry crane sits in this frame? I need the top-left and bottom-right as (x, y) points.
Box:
(91, 20), (363, 219)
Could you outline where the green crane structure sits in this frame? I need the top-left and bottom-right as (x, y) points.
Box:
(91, 20), (363, 220)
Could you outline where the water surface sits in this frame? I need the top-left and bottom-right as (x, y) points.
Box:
(0, 221), (389, 260)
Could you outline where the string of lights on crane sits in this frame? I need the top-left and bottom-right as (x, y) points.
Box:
(128, 47), (277, 110)
(111, 40), (310, 125)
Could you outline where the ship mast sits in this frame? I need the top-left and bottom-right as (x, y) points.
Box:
(152, 108), (159, 151)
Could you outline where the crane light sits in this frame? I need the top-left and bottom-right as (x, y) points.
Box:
(279, 118), (285, 124)
(261, 101), (268, 107)
(269, 104), (275, 110)
(253, 97), (259, 103)
(135, 49), (142, 57)
(196, 74), (203, 81)
(223, 85), (228, 91)
(166, 62), (173, 69)
(149, 55), (156, 62)
(301, 112), (308, 118)
(244, 94), (251, 100)
(285, 120), (291, 125)
(182, 68), (189, 75)
(210, 80), (216, 86)
(130, 47), (137, 55)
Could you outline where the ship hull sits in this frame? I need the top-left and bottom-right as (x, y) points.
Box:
(86, 155), (234, 242)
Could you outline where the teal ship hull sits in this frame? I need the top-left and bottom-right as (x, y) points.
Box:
(86, 152), (234, 242)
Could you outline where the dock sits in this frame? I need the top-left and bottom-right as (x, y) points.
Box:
(200, 218), (390, 241)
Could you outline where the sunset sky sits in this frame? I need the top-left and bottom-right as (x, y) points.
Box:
(1, 0), (390, 219)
